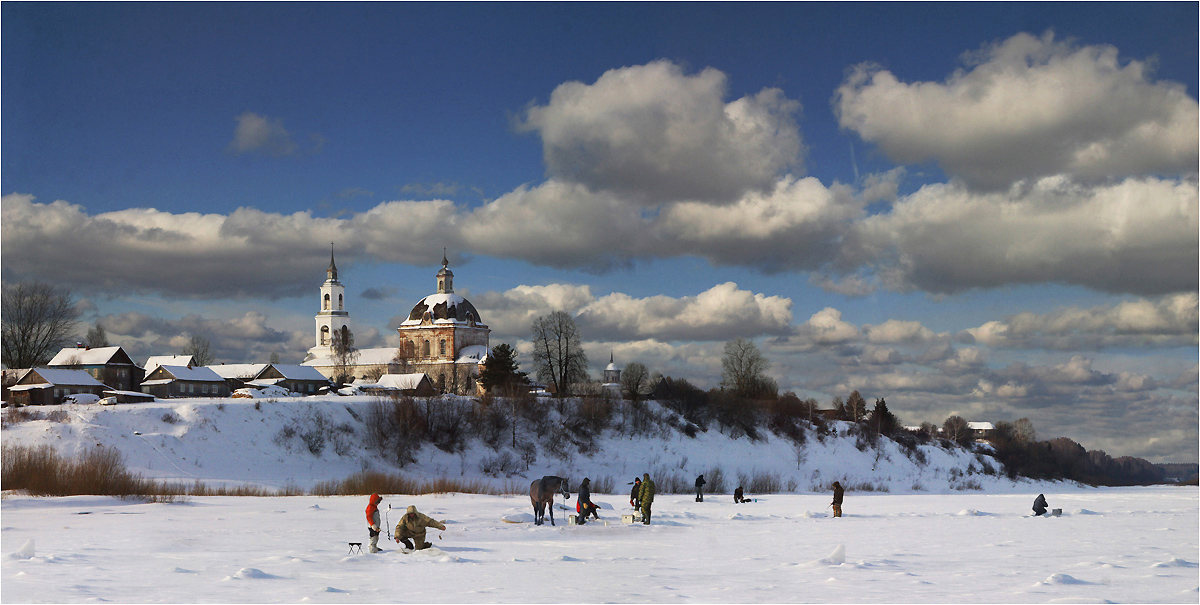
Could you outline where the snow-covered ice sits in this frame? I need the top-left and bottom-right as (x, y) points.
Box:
(2, 488), (1196, 603)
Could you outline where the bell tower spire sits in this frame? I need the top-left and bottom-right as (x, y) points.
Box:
(436, 248), (454, 294)
(311, 243), (348, 356)
(326, 243), (339, 282)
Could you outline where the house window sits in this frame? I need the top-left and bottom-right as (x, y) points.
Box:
(439, 340), (446, 356)
(187, 383), (194, 394)
(324, 293), (330, 310)
(53, 388), (61, 399)
(201, 384), (209, 394)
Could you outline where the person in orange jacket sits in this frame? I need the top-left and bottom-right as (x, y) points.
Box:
(365, 494), (384, 553)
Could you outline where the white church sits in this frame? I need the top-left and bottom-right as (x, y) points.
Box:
(302, 249), (492, 394)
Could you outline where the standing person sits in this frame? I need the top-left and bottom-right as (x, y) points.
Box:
(630, 477), (642, 510)
(365, 493), (384, 553)
(394, 505), (446, 550)
(1032, 494), (1048, 517)
(733, 486), (746, 504)
(694, 474), (706, 502)
(576, 477), (600, 523)
(639, 473), (656, 525)
(831, 481), (844, 518)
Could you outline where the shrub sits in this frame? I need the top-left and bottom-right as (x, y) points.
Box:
(161, 412), (181, 424)
(479, 451), (522, 478)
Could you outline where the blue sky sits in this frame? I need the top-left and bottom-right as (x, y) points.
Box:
(3, 3), (1197, 462)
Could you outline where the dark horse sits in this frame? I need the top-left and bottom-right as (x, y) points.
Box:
(529, 476), (571, 526)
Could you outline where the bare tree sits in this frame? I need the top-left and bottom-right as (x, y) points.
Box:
(330, 326), (359, 385)
(390, 345), (411, 374)
(531, 311), (588, 397)
(620, 361), (650, 402)
(86, 322), (110, 348)
(1, 281), (80, 368)
(182, 334), (215, 366)
(719, 338), (774, 398)
(942, 415), (973, 445)
(269, 352), (281, 364)
(1013, 417), (1037, 445)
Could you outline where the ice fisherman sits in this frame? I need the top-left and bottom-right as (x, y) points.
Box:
(639, 473), (656, 525)
(630, 477), (642, 509)
(1032, 494), (1048, 517)
(576, 477), (600, 523)
(733, 486), (747, 504)
(694, 474), (706, 502)
(394, 505), (446, 550)
(831, 481), (844, 518)
(365, 493), (384, 553)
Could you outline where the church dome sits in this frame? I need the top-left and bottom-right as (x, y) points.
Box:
(402, 293), (484, 326)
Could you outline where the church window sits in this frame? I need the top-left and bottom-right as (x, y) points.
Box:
(438, 374), (446, 392)
(439, 340), (446, 356)
(405, 341), (415, 358)
(338, 294), (343, 310)
(323, 294), (330, 310)
(423, 340), (430, 358)
(321, 326), (330, 345)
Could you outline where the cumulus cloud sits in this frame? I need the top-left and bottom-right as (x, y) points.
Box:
(227, 112), (301, 156)
(98, 310), (309, 365)
(864, 319), (941, 344)
(519, 60), (803, 204)
(470, 282), (792, 343)
(844, 176), (1199, 295)
(834, 32), (1199, 189)
(966, 293), (1199, 349)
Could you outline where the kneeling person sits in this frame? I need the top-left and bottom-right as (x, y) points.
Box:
(394, 505), (446, 550)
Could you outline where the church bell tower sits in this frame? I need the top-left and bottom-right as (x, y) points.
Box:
(313, 244), (348, 356)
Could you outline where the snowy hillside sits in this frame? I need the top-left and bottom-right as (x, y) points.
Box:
(4, 396), (1041, 495)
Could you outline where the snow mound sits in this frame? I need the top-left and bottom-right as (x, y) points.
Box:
(1046, 598), (1110, 604)
(1041, 573), (1093, 585)
(803, 545), (846, 567)
(557, 555), (582, 562)
(803, 511), (828, 518)
(1151, 557), (1197, 568)
(1074, 509), (1099, 515)
(501, 513), (534, 523)
(167, 567), (195, 573)
(553, 502), (571, 511)
(728, 512), (746, 520)
(7, 539), (35, 560)
(308, 504), (322, 510)
(322, 587), (346, 593)
(231, 567), (279, 580)
(957, 509), (981, 516)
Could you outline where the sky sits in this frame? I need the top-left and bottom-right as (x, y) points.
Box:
(2, 3), (1197, 462)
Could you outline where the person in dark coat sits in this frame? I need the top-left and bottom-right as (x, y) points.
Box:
(831, 481), (844, 518)
(1032, 494), (1048, 517)
(694, 474), (706, 502)
(630, 477), (642, 509)
(733, 486), (746, 504)
(576, 477), (600, 523)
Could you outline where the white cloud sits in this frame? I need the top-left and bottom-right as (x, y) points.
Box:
(520, 60), (802, 204)
(227, 112), (300, 156)
(966, 293), (1198, 349)
(863, 319), (941, 344)
(834, 32), (1199, 189)
(848, 176), (1199, 295)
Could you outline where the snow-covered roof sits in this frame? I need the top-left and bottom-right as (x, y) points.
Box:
(141, 379), (175, 386)
(48, 346), (130, 367)
(207, 364), (268, 380)
(148, 365), (225, 383)
(21, 368), (106, 387)
(145, 355), (196, 374)
(456, 345), (490, 364)
(303, 347), (400, 367)
(264, 364), (328, 381)
(102, 389), (155, 398)
(247, 378), (285, 387)
(363, 373), (429, 390)
(8, 384), (52, 391)
(400, 292), (485, 327)
(968, 422), (994, 431)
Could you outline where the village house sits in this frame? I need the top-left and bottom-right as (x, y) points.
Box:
(8, 368), (108, 406)
(141, 365), (228, 399)
(247, 364), (330, 395)
(356, 373), (436, 397)
(48, 345), (142, 392)
(143, 354), (196, 376)
(207, 363), (268, 392)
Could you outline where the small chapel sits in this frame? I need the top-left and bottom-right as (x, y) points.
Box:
(303, 249), (491, 394)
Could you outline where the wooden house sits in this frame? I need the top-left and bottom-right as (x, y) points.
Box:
(8, 369), (107, 406)
(141, 365), (228, 399)
(207, 363), (268, 392)
(357, 373), (436, 397)
(249, 364), (330, 395)
(48, 345), (142, 392)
